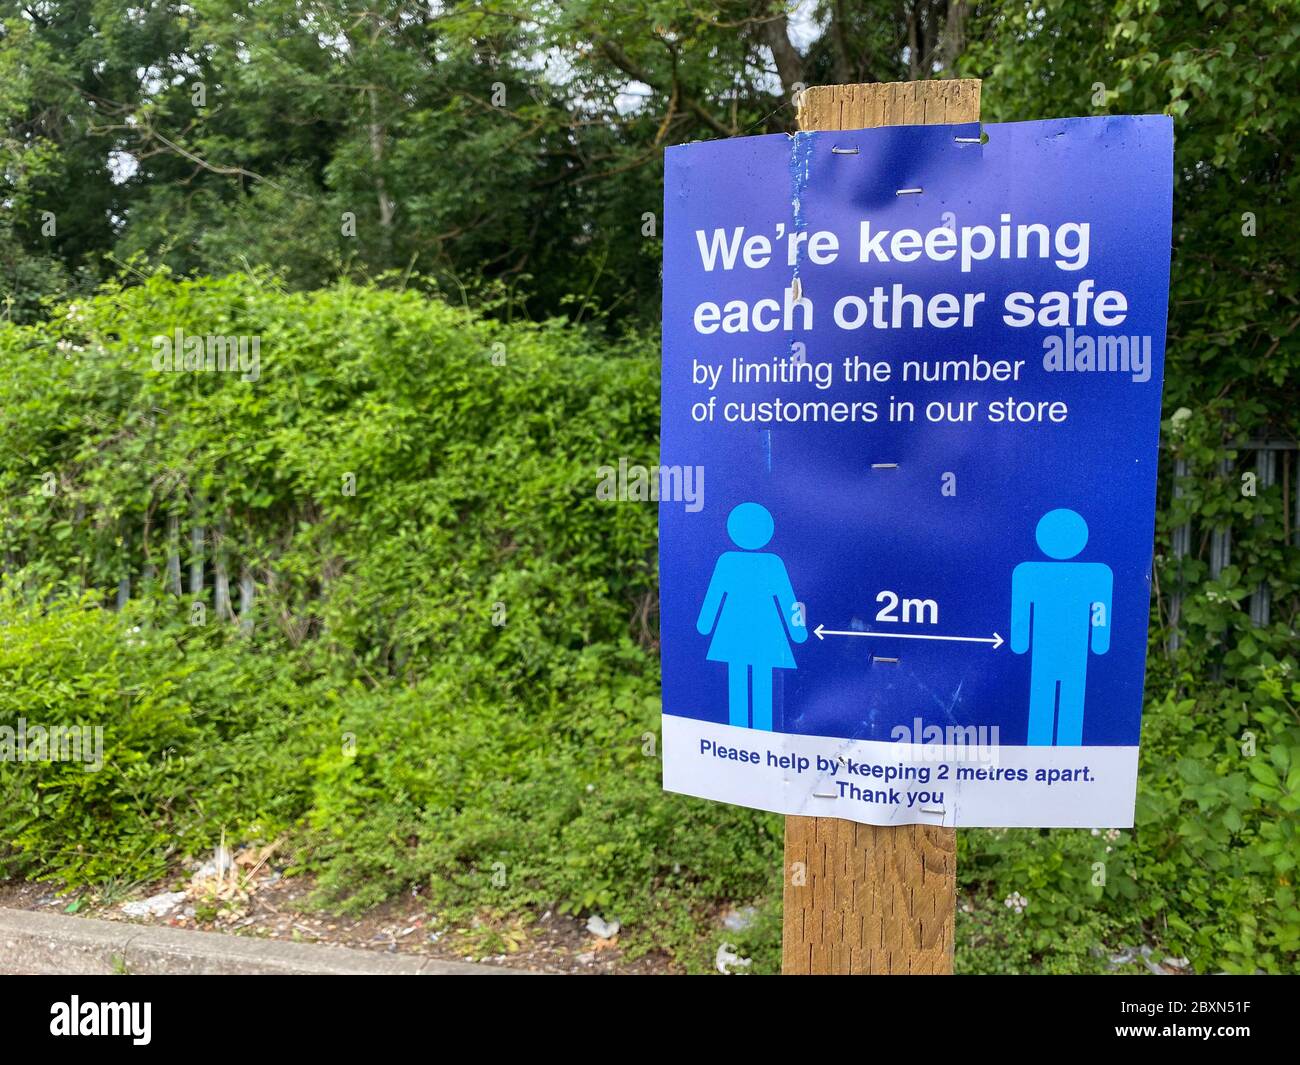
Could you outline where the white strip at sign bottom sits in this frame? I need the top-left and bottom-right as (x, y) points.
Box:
(661, 714), (1139, 828)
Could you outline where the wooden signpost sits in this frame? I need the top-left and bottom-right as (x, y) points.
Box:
(661, 75), (1169, 977)
(781, 79), (982, 976)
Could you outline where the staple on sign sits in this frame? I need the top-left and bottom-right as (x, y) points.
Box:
(871, 463), (898, 469)
(896, 187), (923, 195)
(873, 656), (900, 664)
(831, 146), (859, 155)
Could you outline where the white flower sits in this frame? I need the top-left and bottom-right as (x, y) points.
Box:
(1003, 891), (1028, 914)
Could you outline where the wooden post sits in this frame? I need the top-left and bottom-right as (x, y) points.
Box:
(782, 79), (980, 975)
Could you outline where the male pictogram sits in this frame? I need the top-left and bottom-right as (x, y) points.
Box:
(1011, 508), (1113, 746)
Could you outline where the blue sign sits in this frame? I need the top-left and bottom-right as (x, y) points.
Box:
(659, 116), (1173, 827)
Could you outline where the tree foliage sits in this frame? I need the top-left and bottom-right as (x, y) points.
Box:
(0, 1), (1296, 972)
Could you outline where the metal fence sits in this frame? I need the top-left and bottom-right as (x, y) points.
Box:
(1166, 440), (1298, 653)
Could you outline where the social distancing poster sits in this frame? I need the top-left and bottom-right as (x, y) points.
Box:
(658, 116), (1174, 828)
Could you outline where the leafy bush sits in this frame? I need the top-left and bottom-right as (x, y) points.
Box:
(0, 276), (1294, 973)
(0, 590), (319, 889)
(0, 275), (780, 968)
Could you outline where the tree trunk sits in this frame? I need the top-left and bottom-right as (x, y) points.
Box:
(762, 13), (805, 99)
(829, 0), (854, 84)
(367, 18), (395, 238)
(368, 87), (395, 231)
(941, 1), (969, 74)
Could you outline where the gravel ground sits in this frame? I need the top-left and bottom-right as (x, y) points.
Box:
(0, 859), (680, 975)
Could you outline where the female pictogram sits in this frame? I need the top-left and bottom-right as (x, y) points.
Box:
(696, 503), (807, 731)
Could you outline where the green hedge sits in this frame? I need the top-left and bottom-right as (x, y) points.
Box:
(0, 275), (1294, 972)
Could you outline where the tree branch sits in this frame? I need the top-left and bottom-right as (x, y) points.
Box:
(596, 37), (732, 138)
